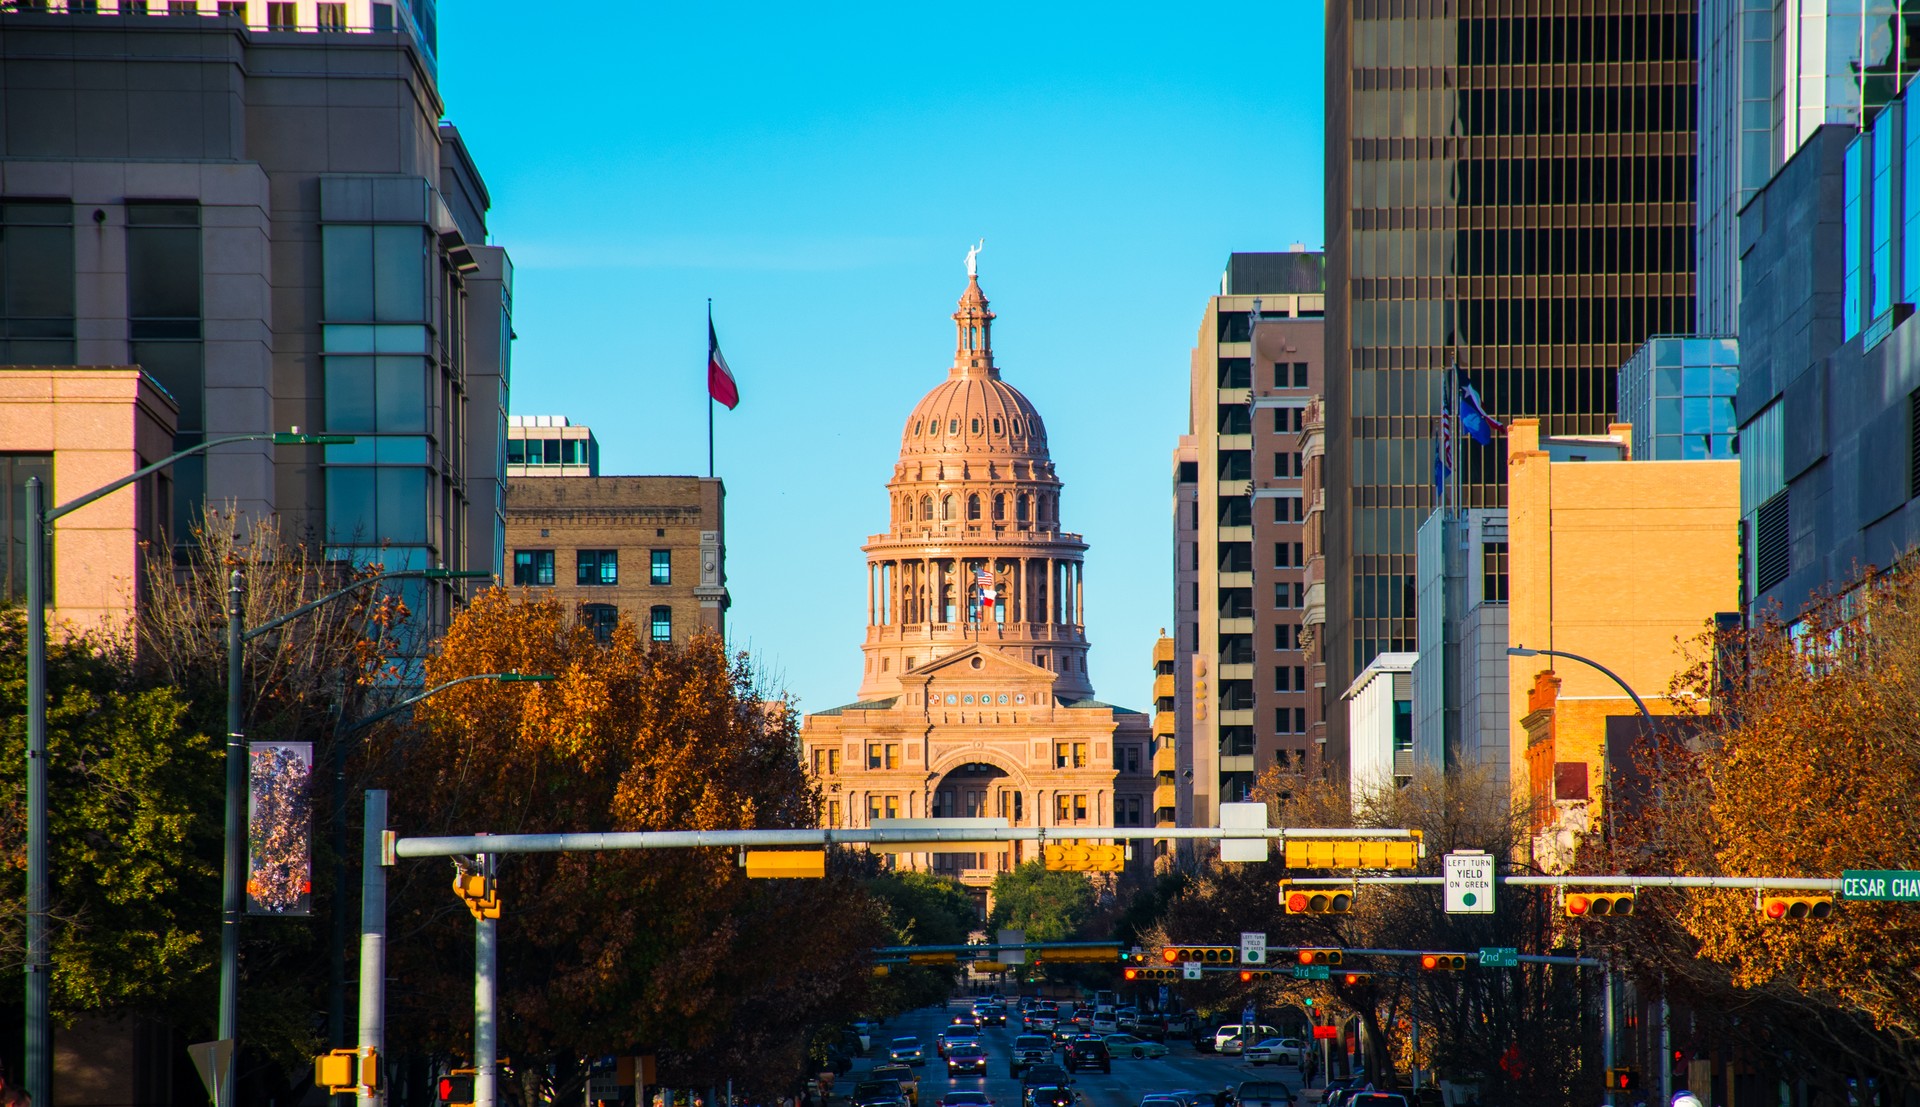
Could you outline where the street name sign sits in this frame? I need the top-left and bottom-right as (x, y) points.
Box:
(1478, 947), (1519, 968)
(1444, 850), (1495, 914)
(1841, 870), (1920, 901)
(1241, 931), (1268, 965)
(1292, 965), (1331, 981)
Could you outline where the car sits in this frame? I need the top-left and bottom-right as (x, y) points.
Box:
(1026, 1088), (1075, 1107)
(890, 1037), (926, 1066)
(951, 1011), (983, 1029)
(1115, 1007), (1140, 1032)
(1062, 1036), (1111, 1075)
(947, 1043), (989, 1077)
(1026, 1004), (1059, 1033)
(1019, 1063), (1072, 1090)
(1214, 1025), (1280, 1053)
(1243, 1039), (1305, 1066)
(871, 1065), (919, 1107)
(1011, 1035), (1054, 1078)
(1139, 1098), (1185, 1107)
(938, 1028), (981, 1058)
(980, 1004), (1008, 1027)
(851, 1081), (909, 1107)
(1050, 1022), (1079, 1046)
(1090, 1013), (1119, 1035)
(1234, 1081), (1295, 1107)
(940, 1094), (993, 1107)
(1102, 1034), (1168, 1060)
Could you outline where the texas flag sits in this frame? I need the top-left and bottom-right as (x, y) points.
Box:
(975, 567), (996, 618)
(1459, 370), (1503, 445)
(708, 318), (740, 410)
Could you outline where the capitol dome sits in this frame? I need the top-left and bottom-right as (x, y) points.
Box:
(897, 271), (1049, 460)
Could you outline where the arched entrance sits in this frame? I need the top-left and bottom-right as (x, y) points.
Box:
(929, 761), (1022, 912)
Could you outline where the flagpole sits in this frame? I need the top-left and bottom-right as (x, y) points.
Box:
(1449, 356), (1462, 519)
(707, 299), (715, 479)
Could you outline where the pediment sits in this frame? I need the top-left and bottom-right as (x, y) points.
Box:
(916, 644), (1055, 686)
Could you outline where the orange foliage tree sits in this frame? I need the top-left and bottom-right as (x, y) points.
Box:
(373, 589), (885, 1096)
(1599, 566), (1920, 1093)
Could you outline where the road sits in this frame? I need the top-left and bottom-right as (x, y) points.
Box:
(848, 1000), (1313, 1107)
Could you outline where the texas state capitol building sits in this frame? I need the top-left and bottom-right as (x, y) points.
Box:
(800, 260), (1155, 908)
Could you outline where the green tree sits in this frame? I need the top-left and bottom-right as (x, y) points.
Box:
(865, 869), (976, 1012)
(0, 609), (223, 1025)
(987, 860), (1095, 942)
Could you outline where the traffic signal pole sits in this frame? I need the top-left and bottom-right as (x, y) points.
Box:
(475, 851), (498, 1107)
(357, 790), (388, 1107)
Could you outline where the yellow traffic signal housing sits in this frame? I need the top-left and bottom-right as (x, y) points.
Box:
(1564, 891), (1635, 918)
(1419, 953), (1468, 971)
(1130, 967), (1181, 982)
(453, 872), (501, 920)
(1160, 944), (1237, 964)
(743, 850), (826, 878)
(1297, 948), (1344, 967)
(872, 965), (891, 977)
(907, 951), (959, 965)
(1280, 881), (1355, 914)
(1759, 895), (1834, 921)
(1238, 968), (1277, 981)
(315, 1049), (359, 1093)
(1284, 833), (1421, 870)
(1044, 842), (1127, 872)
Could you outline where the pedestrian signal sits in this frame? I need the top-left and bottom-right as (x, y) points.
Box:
(1419, 953), (1467, 971)
(436, 1071), (477, 1107)
(1605, 1068), (1642, 1091)
(1564, 891), (1635, 917)
(453, 871), (500, 920)
(1281, 882), (1354, 914)
(1297, 949), (1344, 967)
(1759, 895), (1834, 921)
(1160, 945), (1237, 964)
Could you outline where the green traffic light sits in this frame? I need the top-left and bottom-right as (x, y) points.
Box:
(1303, 998), (1314, 1007)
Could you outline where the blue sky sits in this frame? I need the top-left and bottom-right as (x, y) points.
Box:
(438, 3), (1326, 713)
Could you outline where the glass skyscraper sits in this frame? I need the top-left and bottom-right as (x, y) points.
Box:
(1323, 3), (1700, 774)
(1616, 334), (1740, 460)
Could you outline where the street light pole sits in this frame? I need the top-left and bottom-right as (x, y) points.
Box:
(20, 430), (349, 1107)
(1507, 643), (1655, 1107)
(223, 565), (490, 1085)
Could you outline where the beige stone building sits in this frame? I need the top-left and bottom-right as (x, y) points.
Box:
(800, 267), (1153, 905)
(0, 366), (177, 631)
(503, 470), (725, 645)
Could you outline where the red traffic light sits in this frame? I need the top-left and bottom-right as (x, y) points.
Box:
(1566, 894), (1590, 916)
(1239, 970), (1253, 982)
(1766, 899), (1787, 919)
(1287, 891), (1310, 912)
(1124, 968), (1140, 981)
(1344, 973), (1360, 985)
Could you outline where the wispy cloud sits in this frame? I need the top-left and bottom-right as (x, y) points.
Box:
(508, 233), (925, 272)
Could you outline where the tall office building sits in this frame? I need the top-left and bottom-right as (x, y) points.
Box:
(1173, 251), (1324, 831)
(0, 2), (506, 625)
(1323, 4), (1699, 772)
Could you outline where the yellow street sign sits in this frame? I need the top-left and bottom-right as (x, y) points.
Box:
(743, 850), (827, 879)
(1284, 838), (1420, 870)
(1044, 842), (1126, 872)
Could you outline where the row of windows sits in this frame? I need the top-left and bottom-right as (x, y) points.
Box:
(1351, 294), (1694, 348)
(1352, 14), (1697, 68)
(1352, 227), (1694, 279)
(1276, 707), (1311, 735)
(1275, 581), (1304, 609)
(911, 414), (1029, 438)
(575, 601), (672, 645)
(1350, 156), (1695, 210)
(1351, 85), (1694, 140)
(512, 548), (673, 587)
(507, 437), (591, 467)
(901, 490), (1052, 524)
(1275, 623), (1302, 651)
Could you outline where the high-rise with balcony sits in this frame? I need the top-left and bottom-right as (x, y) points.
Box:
(0, 2), (506, 627)
(1173, 251), (1325, 831)
(1323, 4), (1700, 775)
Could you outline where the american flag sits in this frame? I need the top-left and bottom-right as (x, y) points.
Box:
(974, 568), (995, 588)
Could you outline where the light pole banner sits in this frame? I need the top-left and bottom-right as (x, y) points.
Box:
(247, 741), (313, 915)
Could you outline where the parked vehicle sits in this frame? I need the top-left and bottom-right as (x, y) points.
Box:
(1103, 1034), (1169, 1060)
(1214, 1025), (1280, 1053)
(1114, 1007), (1140, 1032)
(1244, 1038), (1305, 1066)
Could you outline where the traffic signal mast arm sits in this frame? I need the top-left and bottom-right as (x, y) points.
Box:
(1280, 874), (1845, 892)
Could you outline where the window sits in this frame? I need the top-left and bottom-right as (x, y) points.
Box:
(267, 1), (295, 28)
(826, 800), (842, 828)
(1017, 495), (1030, 522)
(1275, 542), (1303, 568)
(921, 495), (934, 521)
(1273, 496), (1302, 523)
(867, 742), (900, 770)
(1115, 796), (1143, 827)
(650, 549), (671, 585)
(582, 602), (618, 645)
(1481, 541), (1509, 603)
(577, 549), (618, 585)
(1, 454), (53, 604)
(1293, 363), (1309, 387)
(942, 495), (955, 521)
(1054, 742), (1088, 768)
(968, 494), (981, 521)
(1274, 581), (1298, 608)
(994, 493), (1005, 521)
(649, 605), (672, 642)
(513, 549), (555, 587)
(813, 749), (841, 776)
(1115, 744), (1141, 773)
(316, 0), (346, 28)
(1053, 794), (1089, 822)
(868, 795), (900, 821)
(0, 202), (76, 365)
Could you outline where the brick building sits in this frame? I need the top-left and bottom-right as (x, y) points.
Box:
(503, 472), (726, 645)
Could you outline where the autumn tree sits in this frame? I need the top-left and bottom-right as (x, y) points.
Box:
(1595, 566), (1920, 1097)
(375, 589), (887, 1099)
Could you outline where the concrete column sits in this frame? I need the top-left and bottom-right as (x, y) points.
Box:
(1045, 559), (1056, 630)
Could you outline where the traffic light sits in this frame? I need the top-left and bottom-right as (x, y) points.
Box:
(1130, 967), (1181, 982)
(1283, 835), (1422, 870)
(1044, 843), (1126, 872)
(1160, 944), (1237, 964)
(1419, 953), (1468, 971)
(1123, 948), (1151, 965)
(1605, 1068), (1642, 1091)
(314, 1049), (375, 1094)
(1297, 948), (1344, 967)
(1758, 895), (1834, 921)
(1124, 967), (1139, 982)
(453, 871), (500, 920)
(1238, 968), (1277, 982)
(1281, 884), (1355, 914)
(436, 1070), (477, 1107)
(1033, 945), (1123, 964)
(1564, 891), (1635, 918)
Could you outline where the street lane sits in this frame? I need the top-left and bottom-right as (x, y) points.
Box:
(853, 1000), (1309, 1107)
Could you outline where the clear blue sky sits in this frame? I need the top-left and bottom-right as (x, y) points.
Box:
(438, 3), (1326, 713)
